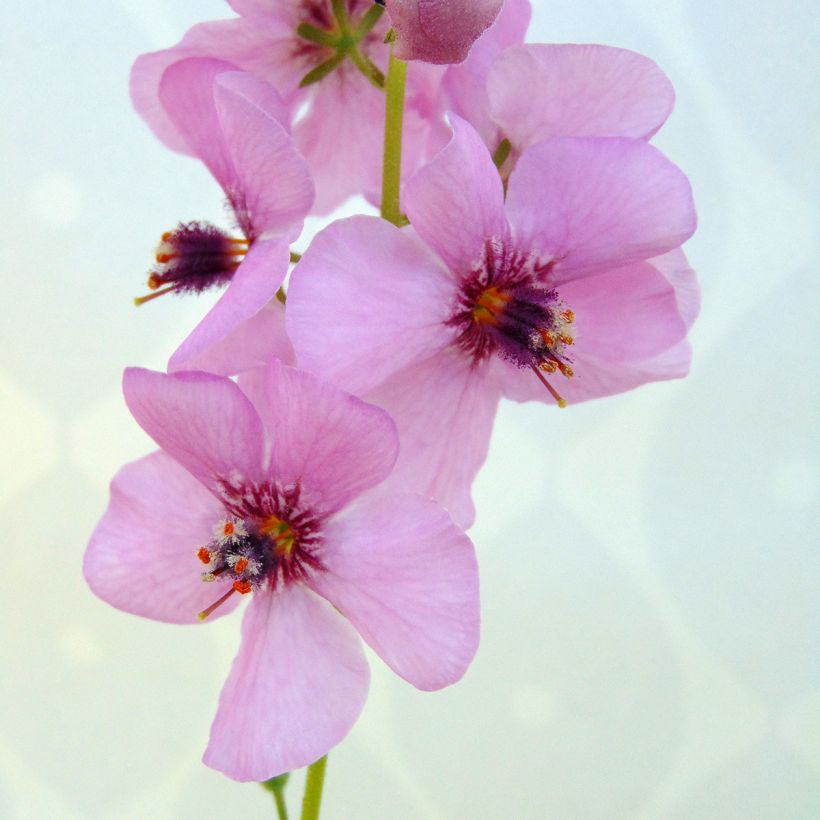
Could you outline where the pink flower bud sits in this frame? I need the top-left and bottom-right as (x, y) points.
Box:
(386, 0), (504, 64)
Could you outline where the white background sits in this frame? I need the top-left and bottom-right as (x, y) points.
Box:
(0, 1), (817, 817)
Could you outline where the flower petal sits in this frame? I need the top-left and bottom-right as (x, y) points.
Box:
(287, 216), (454, 395)
(168, 239), (290, 375)
(310, 493), (480, 690)
(388, 0), (503, 64)
(203, 585), (369, 781)
(442, 0), (533, 146)
(506, 136), (696, 283)
(123, 368), (266, 493)
(365, 351), (500, 528)
(130, 19), (298, 155)
(214, 72), (314, 239)
(173, 300), (294, 378)
(405, 115), (508, 274)
(84, 451), (238, 624)
(488, 44), (675, 151)
(256, 359), (399, 515)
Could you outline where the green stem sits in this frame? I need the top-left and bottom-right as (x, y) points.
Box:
(300, 756), (328, 820)
(380, 44), (407, 226)
(261, 773), (291, 820)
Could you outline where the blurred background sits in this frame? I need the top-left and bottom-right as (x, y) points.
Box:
(1, 1), (817, 817)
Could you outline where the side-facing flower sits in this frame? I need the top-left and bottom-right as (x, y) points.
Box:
(133, 58), (313, 374)
(385, 0), (504, 64)
(287, 118), (698, 527)
(131, 1), (446, 212)
(84, 359), (480, 780)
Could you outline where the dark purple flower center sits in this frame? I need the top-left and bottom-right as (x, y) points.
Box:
(134, 221), (249, 306)
(449, 238), (577, 406)
(196, 479), (324, 620)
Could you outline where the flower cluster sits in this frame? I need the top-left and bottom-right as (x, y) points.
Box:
(85, 0), (698, 789)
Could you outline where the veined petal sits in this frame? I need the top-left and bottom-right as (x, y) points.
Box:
(203, 585), (369, 781)
(84, 452), (238, 624)
(405, 116), (509, 275)
(310, 493), (480, 690)
(123, 368), (266, 494)
(506, 136), (696, 284)
(287, 216), (454, 395)
(174, 300), (294, 378)
(365, 351), (500, 529)
(214, 72), (314, 239)
(442, 0), (533, 146)
(168, 239), (290, 375)
(257, 360), (399, 516)
(488, 44), (675, 150)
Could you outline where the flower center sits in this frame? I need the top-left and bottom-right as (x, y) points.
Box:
(134, 221), (248, 306)
(196, 481), (324, 620)
(449, 238), (576, 407)
(294, 0), (387, 88)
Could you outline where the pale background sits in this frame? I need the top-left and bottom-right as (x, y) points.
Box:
(0, 1), (817, 817)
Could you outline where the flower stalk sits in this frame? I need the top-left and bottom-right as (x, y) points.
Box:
(380, 40), (407, 226)
(300, 755), (328, 820)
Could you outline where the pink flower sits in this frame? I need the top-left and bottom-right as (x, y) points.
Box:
(287, 119), (698, 527)
(131, 2), (447, 212)
(441, 5), (675, 167)
(84, 360), (480, 780)
(385, 0), (504, 64)
(132, 58), (314, 375)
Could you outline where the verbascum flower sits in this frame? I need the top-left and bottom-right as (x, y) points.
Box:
(287, 119), (698, 527)
(132, 58), (313, 375)
(84, 360), (480, 780)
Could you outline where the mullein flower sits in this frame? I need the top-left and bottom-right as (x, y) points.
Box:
(84, 360), (480, 780)
(133, 58), (313, 374)
(131, 1), (449, 212)
(286, 118), (698, 527)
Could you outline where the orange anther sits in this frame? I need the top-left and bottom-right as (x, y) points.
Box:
(558, 363), (574, 378)
(233, 580), (252, 595)
(235, 557), (249, 573)
(561, 309), (575, 323)
(223, 521), (235, 536)
(197, 547), (212, 565)
(540, 330), (556, 347)
(559, 334), (574, 346)
(539, 360), (557, 373)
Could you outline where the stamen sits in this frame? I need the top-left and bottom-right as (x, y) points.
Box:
(233, 580), (252, 595)
(134, 284), (178, 306)
(197, 547), (212, 565)
(234, 557), (249, 574)
(530, 364), (568, 409)
(198, 587), (237, 621)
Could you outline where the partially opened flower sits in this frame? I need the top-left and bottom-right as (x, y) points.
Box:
(131, 1), (448, 212)
(132, 58), (314, 373)
(84, 360), (480, 780)
(287, 118), (698, 526)
(385, 0), (504, 64)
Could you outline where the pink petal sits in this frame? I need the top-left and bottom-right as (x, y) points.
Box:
(442, 0), (533, 146)
(158, 57), (238, 191)
(388, 0), (503, 64)
(287, 216), (454, 395)
(130, 19), (297, 155)
(168, 239), (290, 375)
(214, 72), (314, 239)
(488, 44), (675, 152)
(294, 73), (387, 215)
(172, 300), (294, 378)
(494, 252), (698, 404)
(203, 585), (369, 781)
(310, 493), (479, 690)
(506, 137), (696, 283)
(405, 116), (508, 275)
(365, 352), (501, 529)
(123, 368), (266, 493)
(84, 451), (239, 624)
(256, 359), (400, 516)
